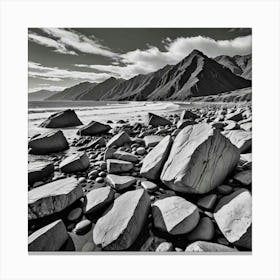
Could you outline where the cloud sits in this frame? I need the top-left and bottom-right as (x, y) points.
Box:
(29, 85), (66, 93)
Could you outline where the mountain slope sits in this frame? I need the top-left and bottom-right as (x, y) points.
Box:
(28, 90), (59, 101)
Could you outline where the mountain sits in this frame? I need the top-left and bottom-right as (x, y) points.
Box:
(28, 90), (59, 101)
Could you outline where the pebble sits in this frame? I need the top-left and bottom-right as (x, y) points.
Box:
(156, 242), (173, 252)
(67, 207), (82, 222)
(141, 181), (158, 192)
(197, 194), (217, 211)
(187, 217), (215, 242)
(78, 177), (86, 184)
(95, 177), (104, 183)
(88, 170), (99, 179)
(32, 181), (44, 188)
(73, 219), (92, 235)
(98, 171), (107, 178)
(136, 147), (146, 155)
(217, 184), (233, 195)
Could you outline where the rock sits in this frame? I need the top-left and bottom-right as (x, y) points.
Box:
(156, 242), (173, 252)
(136, 147), (145, 155)
(95, 177), (104, 183)
(74, 219), (93, 235)
(197, 194), (217, 211)
(185, 241), (237, 252)
(77, 137), (106, 151)
(217, 185), (233, 195)
(28, 220), (68, 251)
(177, 119), (196, 129)
(67, 207), (82, 222)
(161, 123), (240, 194)
(112, 150), (138, 163)
(107, 131), (131, 148)
(234, 170), (252, 185)
(223, 130), (252, 153)
(144, 135), (164, 148)
(78, 177), (86, 184)
(146, 113), (171, 127)
(77, 121), (111, 136)
(84, 187), (115, 215)
(226, 111), (243, 122)
(187, 217), (215, 242)
(224, 120), (239, 130)
(152, 196), (200, 235)
(40, 109), (83, 128)
(106, 174), (136, 191)
(68, 228), (94, 251)
(180, 110), (198, 120)
(28, 161), (54, 185)
(29, 130), (69, 155)
(140, 135), (172, 180)
(214, 189), (252, 249)
(240, 122), (252, 131)
(28, 177), (83, 220)
(239, 153), (252, 169)
(93, 189), (150, 250)
(107, 159), (133, 174)
(140, 236), (166, 251)
(212, 122), (225, 129)
(141, 181), (158, 192)
(59, 152), (90, 173)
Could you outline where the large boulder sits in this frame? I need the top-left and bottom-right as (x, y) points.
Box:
(93, 189), (150, 250)
(28, 220), (68, 251)
(140, 135), (172, 180)
(59, 152), (90, 173)
(146, 113), (171, 127)
(222, 130), (252, 153)
(214, 189), (252, 249)
(160, 123), (240, 194)
(185, 241), (237, 252)
(29, 130), (69, 155)
(77, 121), (111, 136)
(28, 177), (83, 220)
(107, 159), (133, 174)
(180, 109), (199, 120)
(152, 196), (200, 235)
(40, 109), (83, 128)
(28, 161), (54, 185)
(106, 131), (131, 148)
(106, 174), (136, 191)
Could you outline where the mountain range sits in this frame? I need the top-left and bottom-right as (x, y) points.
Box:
(29, 50), (252, 102)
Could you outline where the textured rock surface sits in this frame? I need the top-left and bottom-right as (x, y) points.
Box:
(28, 161), (54, 185)
(106, 174), (136, 190)
(28, 220), (68, 251)
(144, 135), (164, 148)
(59, 152), (90, 173)
(187, 217), (215, 242)
(140, 135), (172, 180)
(112, 150), (138, 163)
(93, 189), (150, 250)
(106, 131), (131, 148)
(29, 130), (69, 155)
(146, 113), (171, 127)
(234, 170), (252, 185)
(28, 177), (83, 220)
(77, 121), (111, 136)
(152, 196), (200, 235)
(107, 159), (133, 174)
(180, 110), (198, 120)
(161, 123), (240, 194)
(185, 241), (237, 252)
(223, 130), (252, 153)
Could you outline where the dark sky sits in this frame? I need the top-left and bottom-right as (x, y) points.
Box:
(28, 28), (252, 92)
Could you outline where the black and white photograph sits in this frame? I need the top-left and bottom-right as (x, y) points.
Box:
(28, 28), (252, 253)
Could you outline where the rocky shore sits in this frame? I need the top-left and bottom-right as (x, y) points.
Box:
(28, 103), (252, 252)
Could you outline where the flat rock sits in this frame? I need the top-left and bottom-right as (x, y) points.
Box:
(226, 112), (243, 122)
(40, 109), (82, 128)
(180, 110), (198, 120)
(28, 220), (68, 251)
(112, 150), (138, 163)
(107, 131), (131, 148)
(214, 189), (252, 249)
(77, 121), (111, 136)
(161, 123), (240, 194)
(93, 189), (150, 250)
(77, 137), (106, 151)
(217, 185), (233, 195)
(197, 194), (217, 211)
(29, 130), (69, 155)
(187, 217), (215, 242)
(141, 181), (158, 192)
(28, 177), (83, 220)
(177, 119), (196, 129)
(146, 113), (171, 127)
(152, 196), (200, 235)
(140, 135), (172, 180)
(223, 130), (252, 153)
(106, 174), (136, 191)
(144, 135), (164, 148)
(234, 170), (252, 185)
(240, 122), (252, 131)
(59, 152), (90, 173)
(107, 159), (133, 174)
(185, 241), (237, 252)
(74, 219), (93, 235)
(28, 161), (54, 185)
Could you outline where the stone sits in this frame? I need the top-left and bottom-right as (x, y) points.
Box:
(106, 174), (136, 191)
(28, 177), (83, 220)
(40, 109), (83, 128)
(84, 187), (115, 215)
(59, 152), (90, 173)
(77, 121), (111, 136)
(187, 217), (215, 242)
(74, 219), (93, 235)
(161, 123), (240, 194)
(67, 207), (82, 222)
(239, 153), (252, 169)
(28, 220), (68, 251)
(185, 241), (237, 252)
(140, 236), (166, 251)
(140, 135), (172, 180)
(180, 110), (198, 120)
(93, 189), (150, 250)
(78, 177), (86, 184)
(224, 120), (239, 130)
(136, 147), (145, 155)
(141, 181), (158, 192)
(226, 111), (243, 122)
(197, 194), (217, 211)
(156, 242), (173, 252)
(146, 113), (171, 127)
(214, 189), (252, 249)
(223, 130), (252, 153)
(95, 177), (104, 183)
(29, 130), (69, 155)
(112, 150), (138, 163)
(107, 159), (133, 174)
(217, 185), (233, 195)
(106, 131), (131, 148)
(144, 135), (164, 148)
(240, 122), (252, 131)
(28, 161), (54, 185)
(77, 137), (106, 151)
(177, 119), (196, 129)
(234, 170), (252, 185)
(152, 196), (200, 235)
(68, 228), (93, 251)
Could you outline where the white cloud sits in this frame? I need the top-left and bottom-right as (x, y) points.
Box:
(29, 85), (66, 93)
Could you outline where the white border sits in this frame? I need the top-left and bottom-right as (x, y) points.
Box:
(1, 0), (280, 279)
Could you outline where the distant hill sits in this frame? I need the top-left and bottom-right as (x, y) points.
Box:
(28, 90), (59, 101)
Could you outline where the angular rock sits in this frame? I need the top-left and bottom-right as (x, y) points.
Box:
(107, 131), (131, 148)
(187, 217), (215, 242)
(234, 170), (252, 185)
(214, 189), (252, 249)
(29, 130), (69, 155)
(93, 189), (150, 250)
(59, 152), (90, 173)
(77, 137), (106, 151)
(185, 241), (237, 252)
(197, 194), (217, 211)
(152, 196), (200, 235)
(239, 153), (252, 169)
(28, 220), (68, 251)
(180, 110), (198, 120)
(140, 135), (172, 180)
(28, 161), (54, 185)
(224, 120), (239, 130)
(223, 130), (252, 153)
(74, 219), (93, 235)
(177, 119), (196, 130)
(40, 109), (82, 128)
(144, 135), (164, 148)
(146, 113), (171, 127)
(112, 150), (138, 163)
(106, 174), (136, 191)
(77, 121), (111, 136)
(226, 111), (243, 122)
(240, 122), (252, 131)
(107, 159), (133, 174)
(161, 123), (240, 194)
(141, 180), (158, 192)
(217, 185), (233, 195)
(28, 177), (83, 220)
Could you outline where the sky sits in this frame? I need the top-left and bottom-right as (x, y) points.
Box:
(28, 28), (252, 93)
